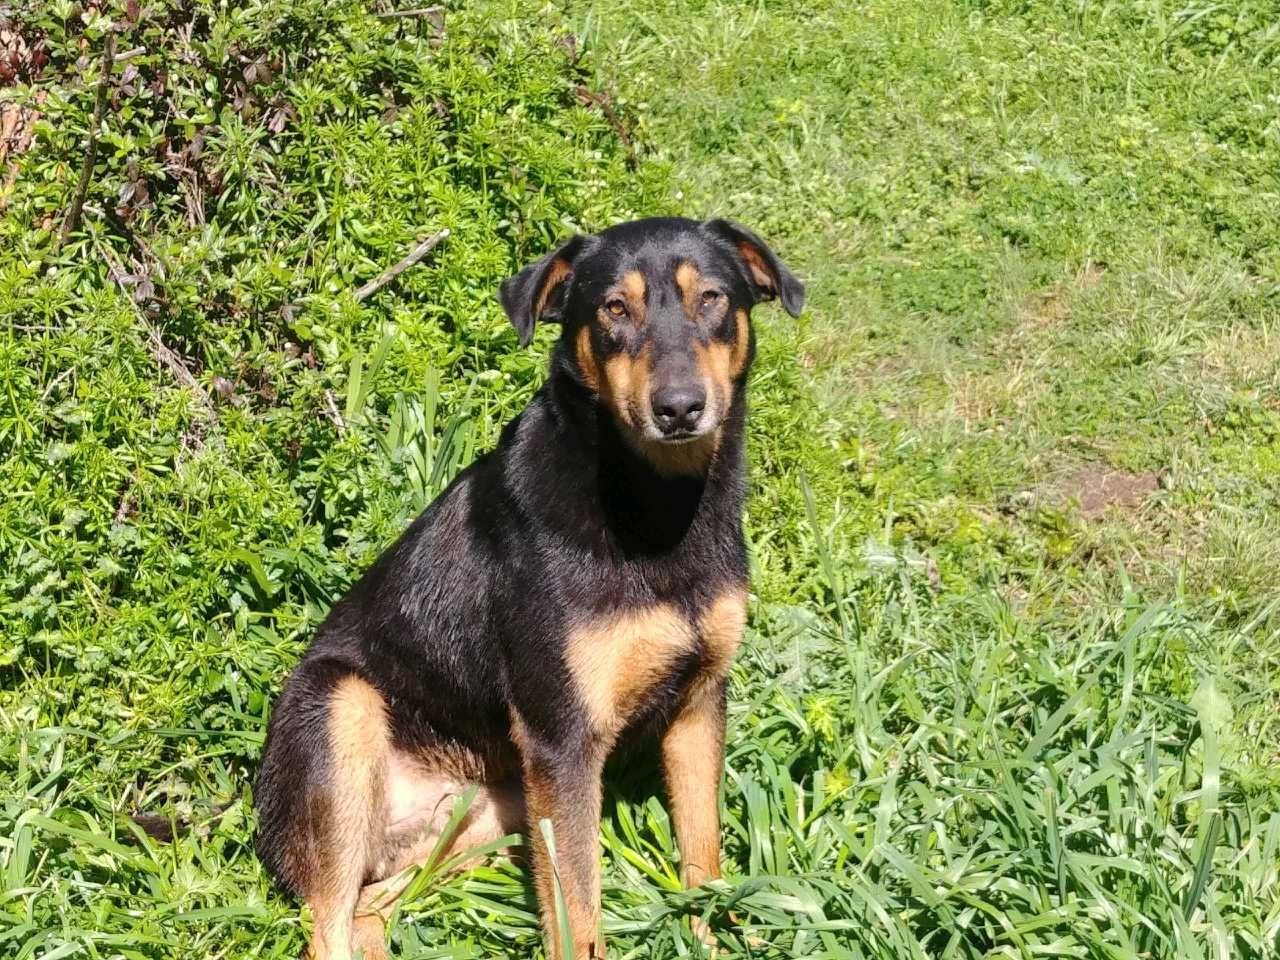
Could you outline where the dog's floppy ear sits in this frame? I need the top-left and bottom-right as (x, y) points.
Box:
(704, 219), (805, 317)
(499, 236), (588, 346)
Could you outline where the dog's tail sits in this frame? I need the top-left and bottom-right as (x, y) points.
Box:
(127, 803), (230, 843)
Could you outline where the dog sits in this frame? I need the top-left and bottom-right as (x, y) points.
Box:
(254, 216), (804, 959)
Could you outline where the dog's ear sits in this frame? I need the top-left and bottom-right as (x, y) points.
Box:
(499, 236), (588, 346)
(704, 219), (805, 317)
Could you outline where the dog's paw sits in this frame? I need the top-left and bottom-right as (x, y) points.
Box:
(690, 917), (718, 957)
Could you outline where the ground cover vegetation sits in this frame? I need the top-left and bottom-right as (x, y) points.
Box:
(2, 0), (1278, 957)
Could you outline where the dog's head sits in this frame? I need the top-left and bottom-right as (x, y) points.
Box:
(500, 217), (804, 472)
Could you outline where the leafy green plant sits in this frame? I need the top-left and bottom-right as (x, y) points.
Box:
(2, 0), (1279, 956)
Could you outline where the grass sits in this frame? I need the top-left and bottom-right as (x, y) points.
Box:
(3, 0), (1280, 957)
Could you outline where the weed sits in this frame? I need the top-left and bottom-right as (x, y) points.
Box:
(2, 0), (1279, 957)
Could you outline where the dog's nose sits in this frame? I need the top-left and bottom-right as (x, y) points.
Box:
(651, 386), (706, 433)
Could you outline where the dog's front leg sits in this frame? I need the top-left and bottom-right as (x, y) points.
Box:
(662, 679), (727, 889)
(662, 679), (727, 948)
(515, 721), (607, 960)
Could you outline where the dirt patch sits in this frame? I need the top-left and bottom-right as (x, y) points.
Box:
(1015, 261), (1106, 331)
(1065, 467), (1160, 520)
(1201, 322), (1280, 384)
(1017, 286), (1069, 331)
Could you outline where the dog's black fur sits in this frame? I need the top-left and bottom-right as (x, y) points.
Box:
(254, 217), (803, 960)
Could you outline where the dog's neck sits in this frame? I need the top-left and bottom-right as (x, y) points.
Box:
(530, 356), (748, 555)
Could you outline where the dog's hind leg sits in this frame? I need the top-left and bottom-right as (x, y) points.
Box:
(348, 915), (391, 960)
(348, 778), (526, 952)
(260, 663), (522, 959)
(291, 672), (393, 960)
(257, 660), (392, 960)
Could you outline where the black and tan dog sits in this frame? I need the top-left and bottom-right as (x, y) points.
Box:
(254, 217), (804, 959)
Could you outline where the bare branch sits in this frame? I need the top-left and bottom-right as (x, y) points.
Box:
(96, 239), (218, 417)
(40, 365), (76, 403)
(58, 32), (116, 250)
(375, 6), (443, 19)
(354, 228), (450, 302)
(574, 84), (637, 170)
(323, 389), (348, 436)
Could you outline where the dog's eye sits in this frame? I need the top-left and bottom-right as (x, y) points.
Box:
(604, 299), (627, 318)
(700, 290), (721, 307)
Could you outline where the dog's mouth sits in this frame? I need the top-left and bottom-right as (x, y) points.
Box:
(631, 411), (720, 445)
(655, 428), (709, 444)
(611, 402), (725, 474)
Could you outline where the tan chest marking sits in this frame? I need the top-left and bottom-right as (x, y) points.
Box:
(566, 604), (696, 736)
(565, 587), (749, 737)
(696, 586), (748, 684)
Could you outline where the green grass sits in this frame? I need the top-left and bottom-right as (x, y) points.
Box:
(3, 0), (1280, 957)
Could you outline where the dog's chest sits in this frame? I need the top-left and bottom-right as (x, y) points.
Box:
(564, 585), (747, 738)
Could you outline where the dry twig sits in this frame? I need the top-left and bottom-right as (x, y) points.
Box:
(58, 32), (116, 250)
(323, 389), (348, 436)
(40, 365), (76, 403)
(375, 6), (443, 19)
(574, 84), (637, 170)
(145, 328), (214, 410)
(96, 239), (218, 416)
(354, 228), (450, 301)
